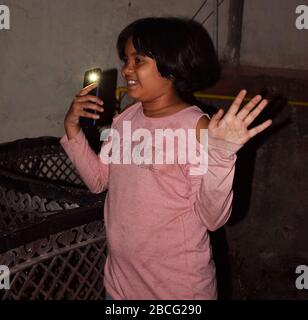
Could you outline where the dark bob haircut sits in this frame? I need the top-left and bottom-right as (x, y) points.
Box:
(117, 16), (221, 104)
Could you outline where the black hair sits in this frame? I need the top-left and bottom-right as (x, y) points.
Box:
(117, 16), (221, 106)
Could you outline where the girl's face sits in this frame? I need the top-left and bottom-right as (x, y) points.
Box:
(121, 37), (175, 102)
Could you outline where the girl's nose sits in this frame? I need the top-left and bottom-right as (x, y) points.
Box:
(122, 62), (134, 77)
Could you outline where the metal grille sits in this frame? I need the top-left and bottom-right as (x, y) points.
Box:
(0, 137), (84, 186)
(0, 137), (107, 300)
(0, 222), (107, 300)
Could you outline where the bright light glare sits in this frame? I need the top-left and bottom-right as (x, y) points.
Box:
(88, 72), (99, 82)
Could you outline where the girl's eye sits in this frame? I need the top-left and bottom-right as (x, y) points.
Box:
(122, 56), (144, 65)
(135, 57), (142, 63)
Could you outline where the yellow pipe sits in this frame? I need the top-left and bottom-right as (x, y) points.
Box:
(194, 92), (308, 107)
(115, 87), (308, 107)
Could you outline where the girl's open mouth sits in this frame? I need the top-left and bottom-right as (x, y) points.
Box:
(127, 80), (139, 87)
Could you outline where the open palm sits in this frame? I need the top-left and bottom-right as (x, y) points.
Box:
(208, 90), (272, 145)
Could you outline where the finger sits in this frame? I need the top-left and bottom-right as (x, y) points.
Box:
(227, 89), (247, 116)
(210, 109), (224, 127)
(244, 99), (269, 126)
(79, 102), (104, 113)
(237, 94), (262, 120)
(77, 82), (98, 96)
(248, 119), (272, 139)
(74, 95), (104, 105)
(80, 110), (101, 120)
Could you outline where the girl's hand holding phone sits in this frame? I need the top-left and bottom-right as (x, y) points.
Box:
(64, 82), (104, 139)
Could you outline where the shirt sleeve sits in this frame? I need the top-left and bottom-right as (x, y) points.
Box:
(188, 136), (243, 231)
(60, 128), (109, 194)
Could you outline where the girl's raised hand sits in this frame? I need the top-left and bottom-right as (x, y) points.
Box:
(208, 90), (272, 145)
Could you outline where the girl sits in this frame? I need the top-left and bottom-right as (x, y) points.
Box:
(60, 17), (272, 300)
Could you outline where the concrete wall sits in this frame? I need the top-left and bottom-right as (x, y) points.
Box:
(240, 0), (308, 70)
(0, 0), (230, 143)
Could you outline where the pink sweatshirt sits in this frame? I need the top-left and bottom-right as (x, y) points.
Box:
(60, 102), (242, 300)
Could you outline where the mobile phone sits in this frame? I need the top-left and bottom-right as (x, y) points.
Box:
(79, 68), (117, 128)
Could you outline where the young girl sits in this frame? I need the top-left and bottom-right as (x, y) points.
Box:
(60, 17), (272, 300)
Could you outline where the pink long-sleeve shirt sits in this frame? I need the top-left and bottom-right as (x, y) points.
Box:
(60, 102), (242, 300)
